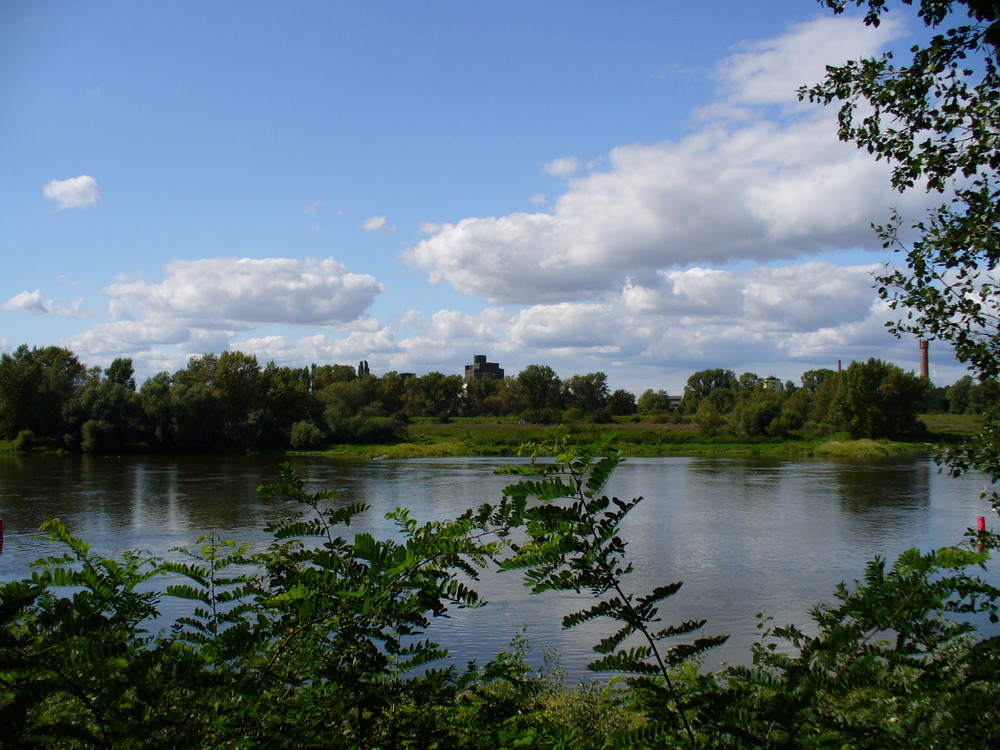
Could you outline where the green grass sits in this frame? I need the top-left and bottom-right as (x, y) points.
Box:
(811, 438), (922, 458)
(920, 412), (983, 435)
(7, 414), (979, 459)
(302, 415), (973, 459)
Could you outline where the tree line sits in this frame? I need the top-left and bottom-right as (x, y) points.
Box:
(679, 360), (998, 440)
(0, 343), (994, 453)
(0, 347), (626, 452)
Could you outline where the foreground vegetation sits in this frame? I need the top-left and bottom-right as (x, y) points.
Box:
(2, 438), (997, 749)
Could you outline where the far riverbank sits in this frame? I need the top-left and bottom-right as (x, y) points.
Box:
(293, 413), (981, 460)
(1, 414), (980, 460)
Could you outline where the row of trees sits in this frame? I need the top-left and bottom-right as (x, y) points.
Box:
(0, 347), (401, 453)
(1, 342), (994, 452)
(0, 347), (629, 452)
(676, 359), (994, 440)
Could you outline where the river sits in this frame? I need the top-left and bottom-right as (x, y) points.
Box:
(0, 452), (995, 676)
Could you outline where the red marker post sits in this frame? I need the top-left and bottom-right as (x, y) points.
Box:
(978, 516), (986, 552)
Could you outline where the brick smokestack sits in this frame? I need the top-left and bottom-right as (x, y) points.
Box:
(919, 340), (929, 379)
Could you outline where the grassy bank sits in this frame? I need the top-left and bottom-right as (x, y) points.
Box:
(2, 414), (979, 459)
(299, 415), (973, 460)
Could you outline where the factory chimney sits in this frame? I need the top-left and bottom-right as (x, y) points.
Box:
(919, 340), (929, 379)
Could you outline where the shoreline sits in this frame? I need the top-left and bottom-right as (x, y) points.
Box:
(2, 413), (977, 461)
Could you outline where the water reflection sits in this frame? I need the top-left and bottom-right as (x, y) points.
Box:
(830, 459), (931, 512)
(0, 452), (994, 676)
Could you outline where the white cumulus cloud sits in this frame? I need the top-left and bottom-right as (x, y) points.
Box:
(403, 16), (931, 305)
(622, 262), (878, 331)
(3, 289), (89, 317)
(381, 259), (896, 385)
(43, 175), (99, 209)
(709, 15), (904, 114)
(239, 329), (401, 365)
(104, 257), (383, 329)
(3, 290), (47, 315)
(63, 321), (193, 356)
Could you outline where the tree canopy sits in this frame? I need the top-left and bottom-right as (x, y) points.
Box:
(828, 358), (928, 438)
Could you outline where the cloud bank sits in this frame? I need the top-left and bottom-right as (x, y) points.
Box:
(402, 16), (926, 305)
(104, 257), (383, 330)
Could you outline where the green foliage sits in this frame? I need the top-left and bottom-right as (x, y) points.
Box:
(2, 338), (957, 454)
(712, 542), (1000, 748)
(800, 368), (837, 397)
(493, 436), (727, 745)
(402, 371), (464, 418)
(606, 388), (637, 417)
(12, 429), (35, 452)
(0, 345), (86, 440)
(0, 520), (182, 747)
(63, 367), (143, 452)
(562, 372), (610, 417)
(1, 445), (998, 747)
(517, 365), (565, 413)
(805, 1), (1000, 379)
(637, 388), (674, 416)
(311, 362), (359, 389)
(290, 419), (325, 449)
(0, 462), (518, 748)
(171, 381), (225, 449)
(735, 398), (784, 438)
(104, 358), (136, 391)
(948, 374), (975, 413)
(828, 358), (928, 438)
(682, 369), (737, 414)
(693, 401), (726, 437)
(260, 361), (315, 442)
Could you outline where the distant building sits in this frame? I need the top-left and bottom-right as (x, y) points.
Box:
(464, 354), (504, 383)
(763, 376), (782, 393)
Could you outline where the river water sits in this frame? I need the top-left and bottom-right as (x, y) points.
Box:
(0, 452), (996, 676)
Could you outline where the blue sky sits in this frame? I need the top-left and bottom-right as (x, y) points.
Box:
(1, 1), (962, 393)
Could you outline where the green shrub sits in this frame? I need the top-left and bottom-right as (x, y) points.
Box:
(13, 429), (35, 452)
(737, 400), (783, 437)
(81, 418), (113, 452)
(290, 419), (325, 449)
